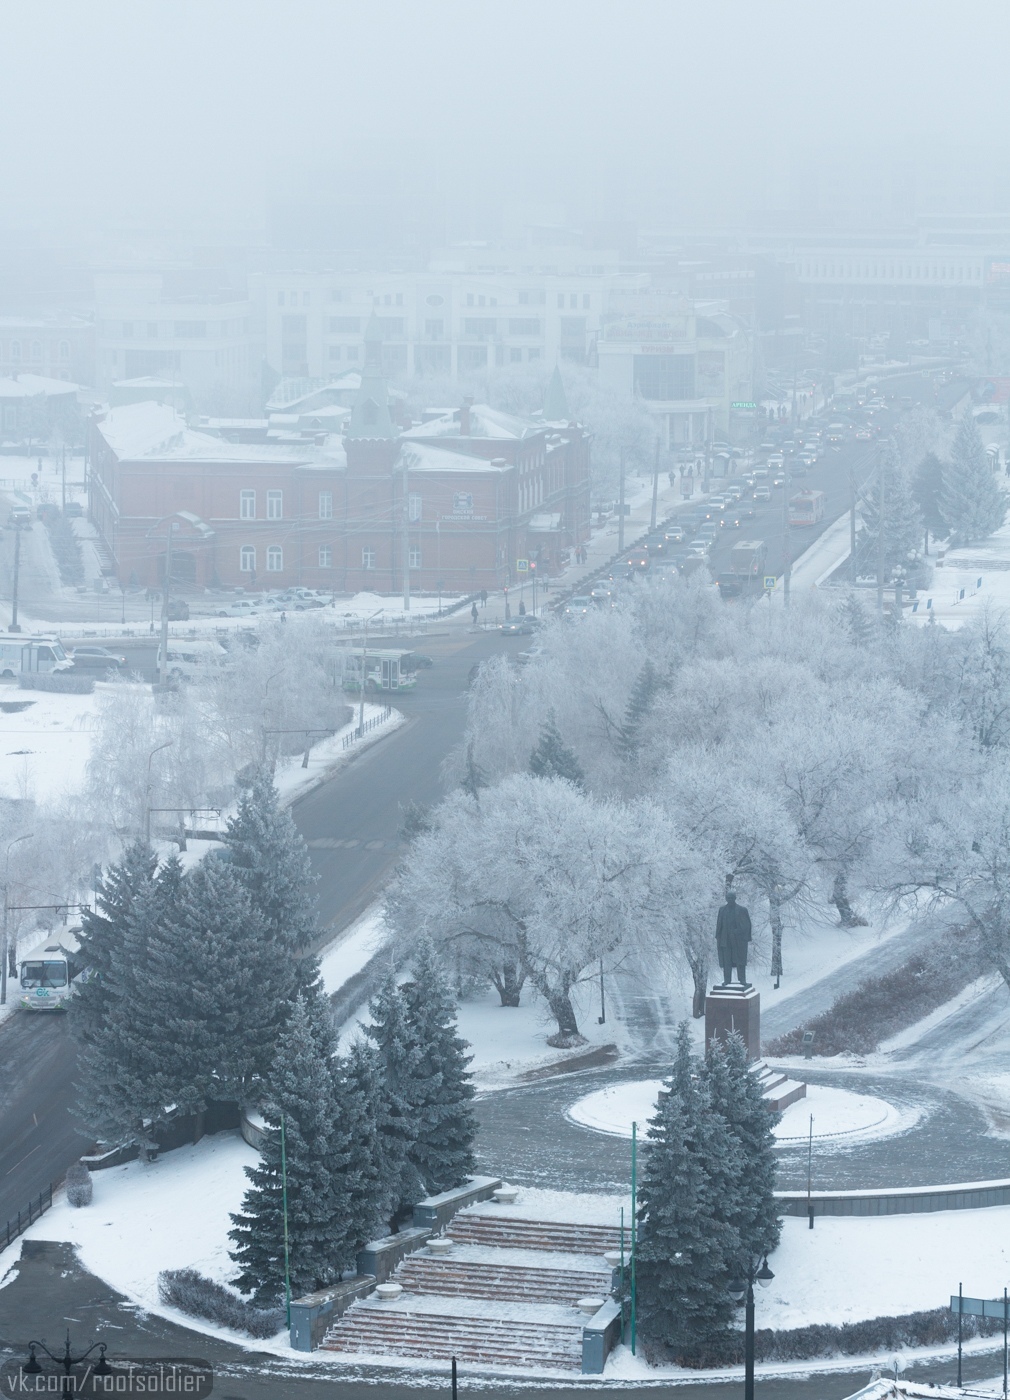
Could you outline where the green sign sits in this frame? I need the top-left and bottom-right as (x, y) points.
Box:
(732, 401), (758, 410)
(516, 558), (529, 572)
(763, 575), (776, 590)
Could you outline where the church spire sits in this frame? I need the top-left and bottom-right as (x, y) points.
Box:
(346, 311), (398, 440)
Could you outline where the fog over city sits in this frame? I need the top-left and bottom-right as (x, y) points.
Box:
(5, 6), (1010, 1400)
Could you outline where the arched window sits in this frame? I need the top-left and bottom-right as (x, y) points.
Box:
(266, 545), (283, 572)
(59, 341), (70, 361)
(240, 545), (255, 572)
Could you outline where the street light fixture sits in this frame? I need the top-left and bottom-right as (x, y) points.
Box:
(23, 1332), (111, 1396)
(727, 1256), (775, 1400)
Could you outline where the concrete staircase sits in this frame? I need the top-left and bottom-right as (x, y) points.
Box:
(446, 1212), (622, 1254)
(396, 1254), (611, 1305)
(753, 1060), (806, 1112)
(319, 1306), (584, 1370)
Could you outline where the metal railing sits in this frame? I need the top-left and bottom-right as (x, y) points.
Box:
(342, 705), (393, 750)
(3, 1182), (54, 1250)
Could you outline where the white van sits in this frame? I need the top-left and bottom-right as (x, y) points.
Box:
(0, 635), (73, 679)
(156, 639), (228, 681)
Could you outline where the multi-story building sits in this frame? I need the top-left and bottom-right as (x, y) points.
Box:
(0, 314), (94, 386)
(88, 321), (590, 594)
(93, 271), (259, 414)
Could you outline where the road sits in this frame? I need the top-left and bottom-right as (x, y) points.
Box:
(0, 622), (511, 1233)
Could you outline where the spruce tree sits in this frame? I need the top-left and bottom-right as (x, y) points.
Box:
(838, 592), (874, 647)
(635, 1025), (743, 1360)
(402, 938), (478, 1194)
(336, 1040), (387, 1250)
(913, 451), (947, 547)
(224, 765), (317, 956)
(860, 441), (923, 576)
(618, 662), (660, 759)
(364, 972), (426, 1222)
(941, 414), (1008, 547)
(229, 997), (344, 1305)
(702, 1033), (781, 1261)
(529, 712), (585, 786)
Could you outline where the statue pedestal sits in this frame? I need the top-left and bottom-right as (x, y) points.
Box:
(705, 984), (760, 1062)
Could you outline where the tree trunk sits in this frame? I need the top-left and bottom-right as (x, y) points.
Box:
(830, 870), (868, 928)
(770, 893), (784, 987)
(546, 986), (581, 1038)
(490, 960), (525, 1007)
(688, 954), (708, 1018)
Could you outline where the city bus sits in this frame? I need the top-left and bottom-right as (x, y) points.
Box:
(18, 928), (86, 1010)
(788, 490), (826, 527)
(0, 635), (74, 680)
(341, 649), (417, 693)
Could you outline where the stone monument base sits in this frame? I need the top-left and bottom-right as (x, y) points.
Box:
(705, 983), (760, 1062)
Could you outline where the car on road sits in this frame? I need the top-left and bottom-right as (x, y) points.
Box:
(69, 645), (126, 670)
(854, 427), (873, 440)
(7, 507), (31, 528)
(626, 551), (651, 572)
(499, 619), (535, 634)
(753, 485), (771, 502)
(517, 645), (547, 664)
(590, 585), (618, 607)
(561, 596), (593, 620)
(688, 537), (714, 555)
(217, 600), (259, 618)
(725, 508), (756, 528)
(663, 525), (685, 544)
(771, 474), (786, 488)
(166, 599), (190, 621)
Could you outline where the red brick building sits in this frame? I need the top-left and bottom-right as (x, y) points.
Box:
(89, 321), (590, 594)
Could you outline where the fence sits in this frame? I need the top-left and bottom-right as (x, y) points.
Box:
(3, 1182), (53, 1251)
(342, 706), (393, 750)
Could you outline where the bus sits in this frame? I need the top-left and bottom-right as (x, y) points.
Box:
(0, 635), (74, 680)
(18, 928), (86, 1010)
(788, 490), (826, 527)
(341, 649), (418, 693)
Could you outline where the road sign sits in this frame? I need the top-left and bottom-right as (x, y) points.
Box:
(950, 1294), (1010, 1318)
(516, 559), (529, 572)
(732, 400), (758, 410)
(763, 575), (776, 590)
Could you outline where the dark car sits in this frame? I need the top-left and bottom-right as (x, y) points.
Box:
(166, 600), (190, 621)
(36, 503), (60, 524)
(62, 501), (84, 518)
(70, 645), (126, 670)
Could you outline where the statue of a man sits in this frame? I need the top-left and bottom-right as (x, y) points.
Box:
(715, 891), (752, 987)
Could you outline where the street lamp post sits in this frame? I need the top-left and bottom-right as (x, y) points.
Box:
(728, 1257), (775, 1400)
(10, 519), (23, 632)
(24, 1332), (111, 1396)
(144, 740), (174, 844)
(358, 607), (384, 738)
(0, 832), (33, 1005)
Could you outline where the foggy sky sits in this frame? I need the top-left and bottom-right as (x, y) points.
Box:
(3, 0), (1010, 243)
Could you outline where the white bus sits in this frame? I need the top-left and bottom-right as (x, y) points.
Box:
(341, 649), (417, 693)
(18, 928), (86, 1011)
(0, 635), (74, 679)
(155, 638), (228, 681)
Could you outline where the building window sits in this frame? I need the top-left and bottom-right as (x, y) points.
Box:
(240, 489), (255, 519)
(509, 318), (541, 336)
(266, 545), (283, 572)
(59, 341), (70, 361)
(463, 318), (496, 339)
(319, 545), (332, 568)
(266, 490), (283, 520)
(408, 492), (422, 522)
(318, 491), (333, 519)
(424, 319), (444, 339)
(409, 547), (421, 569)
(240, 545), (256, 572)
(362, 547), (376, 570)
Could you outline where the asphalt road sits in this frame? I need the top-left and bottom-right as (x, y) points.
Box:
(0, 623), (510, 1234)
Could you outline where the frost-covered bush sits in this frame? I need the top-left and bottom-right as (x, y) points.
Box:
(157, 1268), (284, 1338)
(19, 673), (94, 694)
(65, 1160), (92, 1207)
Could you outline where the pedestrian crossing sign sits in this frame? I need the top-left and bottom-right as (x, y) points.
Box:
(763, 575), (776, 590)
(516, 559), (529, 572)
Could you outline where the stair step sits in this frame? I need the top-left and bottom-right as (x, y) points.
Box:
(321, 1304), (583, 1369)
(449, 1214), (621, 1254)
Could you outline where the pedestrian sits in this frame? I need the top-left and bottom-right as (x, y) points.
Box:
(471, 601), (478, 624)
(518, 599), (526, 616)
(280, 610), (287, 624)
(480, 588), (487, 608)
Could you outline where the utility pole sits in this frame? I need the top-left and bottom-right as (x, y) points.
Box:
(10, 523), (23, 632)
(849, 466), (857, 582)
(61, 445), (66, 513)
(782, 473), (791, 607)
(649, 436), (660, 532)
(158, 522), (175, 685)
(401, 461), (411, 612)
(618, 448), (626, 555)
(876, 458), (886, 615)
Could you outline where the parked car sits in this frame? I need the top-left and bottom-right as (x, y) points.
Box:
(166, 599), (190, 621)
(36, 503), (60, 524)
(70, 645), (127, 670)
(62, 502), (84, 518)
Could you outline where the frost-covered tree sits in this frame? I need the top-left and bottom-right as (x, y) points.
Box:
(364, 972), (426, 1221)
(703, 1033), (781, 1261)
(230, 997), (345, 1305)
(338, 1039), (387, 1250)
(859, 440), (924, 577)
(529, 711), (584, 786)
(912, 451), (947, 548)
(636, 1025), (743, 1360)
(941, 414), (1008, 547)
(224, 765), (318, 957)
(402, 937), (477, 1193)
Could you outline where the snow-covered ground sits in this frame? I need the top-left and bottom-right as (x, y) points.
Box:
(0, 681), (106, 802)
(912, 517), (1010, 626)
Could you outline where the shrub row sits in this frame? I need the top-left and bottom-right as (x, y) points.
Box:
(157, 1268), (285, 1339)
(655, 1305), (1001, 1368)
(46, 516), (84, 587)
(19, 673), (94, 694)
(766, 934), (986, 1057)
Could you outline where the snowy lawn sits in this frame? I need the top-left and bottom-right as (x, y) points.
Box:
(0, 680), (109, 803)
(320, 903), (388, 996)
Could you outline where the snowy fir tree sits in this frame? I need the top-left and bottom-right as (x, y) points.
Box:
(337, 1039), (388, 1251)
(364, 972), (426, 1221)
(837, 592), (875, 647)
(618, 662), (661, 759)
(224, 764), (317, 957)
(859, 440), (923, 577)
(702, 1033), (781, 1261)
(635, 1025), (743, 1360)
(912, 450), (947, 548)
(941, 414), (1008, 547)
(401, 937), (477, 1194)
(74, 846), (185, 1152)
(529, 711), (585, 786)
(229, 996), (346, 1305)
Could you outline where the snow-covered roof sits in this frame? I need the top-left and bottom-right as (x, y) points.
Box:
(398, 442), (511, 475)
(528, 512), (562, 531)
(0, 374), (79, 399)
(95, 402), (313, 464)
(405, 403), (541, 442)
